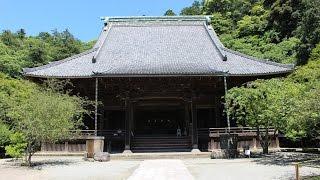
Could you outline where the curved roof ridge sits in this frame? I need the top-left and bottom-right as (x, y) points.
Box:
(92, 24), (113, 62)
(222, 47), (295, 69)
(102, 16), (208, 23)
(23, 48), (98, 73)
(203, 23), (226, 61)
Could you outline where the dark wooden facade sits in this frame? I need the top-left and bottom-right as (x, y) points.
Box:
(60, 75), (277, 153)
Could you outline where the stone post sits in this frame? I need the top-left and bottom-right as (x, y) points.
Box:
(85, 136), (105, 158)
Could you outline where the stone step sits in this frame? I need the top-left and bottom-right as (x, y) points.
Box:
(133, 136), (190, 139)
(132, 142), (190, 146)
(131, 144), (191, 149)
(132, 149), (192, 153)
(111, 152), (211, 160)
(132, 139), (191, 143)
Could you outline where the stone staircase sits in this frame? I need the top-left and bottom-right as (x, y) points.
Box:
(131, 135), (192, 153)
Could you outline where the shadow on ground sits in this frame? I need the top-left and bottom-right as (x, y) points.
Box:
(32, 159), (75, 169)
(2, 158), (76, 169)
(253, 152), (320, 168)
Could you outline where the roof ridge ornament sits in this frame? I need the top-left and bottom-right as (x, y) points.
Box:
(205, 16), (211, 25)
(223, 55), (228, 61)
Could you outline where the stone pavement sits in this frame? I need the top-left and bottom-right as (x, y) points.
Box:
(1, 153), (320, 180)
(128, 159), (194, 180)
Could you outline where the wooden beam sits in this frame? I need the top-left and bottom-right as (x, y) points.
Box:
(94, 78), (98, 136)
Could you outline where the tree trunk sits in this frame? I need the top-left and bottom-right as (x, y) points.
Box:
(262, 143), (269, 154)
(27, 153), (32, 166)
(257, 127), (270, 154)
(25, 143), (33, 166)
(261, 128), (270, 154)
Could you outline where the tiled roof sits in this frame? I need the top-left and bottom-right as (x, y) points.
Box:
(24, 16), (294, 78)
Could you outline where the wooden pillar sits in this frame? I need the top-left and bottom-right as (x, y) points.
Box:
(124, 99), (132, 153)
(214, 94), (223, 128)
(191, 100), (200, 152)
(65, 142), (69, 152)
(223, 74), (231, 133)
(94, 78), (98, 136)
(184, 101), (190, 135)
(252, 137), (257, 149)
(99, 109), (104, 131)
(275, 136), (280, 148)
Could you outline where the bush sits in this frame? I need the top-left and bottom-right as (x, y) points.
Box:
(0, 122), (11, 147)
(309, 43), (320, 61)
(5, 132), (27, 159)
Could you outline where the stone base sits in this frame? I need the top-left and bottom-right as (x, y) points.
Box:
(123, 150), (133, 154)
(211, 149), (239, 159)
(191, 148), (201, 153)
(94, 152), (110, 162)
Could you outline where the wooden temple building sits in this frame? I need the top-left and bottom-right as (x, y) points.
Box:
(24, 16), (294, 153)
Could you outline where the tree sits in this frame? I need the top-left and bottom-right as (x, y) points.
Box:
(283, 60), (320, 141)
(0, 30), (19, 47)
(309, 43), (320, 61)
(0, 122), (11, 148)
(5, 132), (27, 159)
(267, 0), (302, 41)
(296, 0), (320, 64)
(0, 29), (93, 77)
(164, 9), (176, 16)
(180, 1), (203, 15)
(210, 13), (233, 35)
(225, 59), (320, 152)
(225, 79), (304, 153)
(16, 29), (26, 40)
(0, 73), (93, 165)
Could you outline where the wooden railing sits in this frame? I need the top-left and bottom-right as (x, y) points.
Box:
(198, 127), (276, 137)
(72, 127), (275, 139)
(70, 129), (126, 139)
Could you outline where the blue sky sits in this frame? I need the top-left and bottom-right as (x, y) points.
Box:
(0, 0), (194, 41)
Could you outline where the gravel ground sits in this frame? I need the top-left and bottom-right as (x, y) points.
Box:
(185, 158), (320, 180)
(0, 152), (319, 180)
(0, 156), (141, 180)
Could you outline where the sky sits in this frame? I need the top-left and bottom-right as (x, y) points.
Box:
(0, 0), (194, 41)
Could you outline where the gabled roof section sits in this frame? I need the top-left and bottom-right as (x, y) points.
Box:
(24, 16), (294, 78)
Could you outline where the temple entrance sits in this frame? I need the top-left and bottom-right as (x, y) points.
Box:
(134, 107), (185, 135)
(131, 99), (192, 152)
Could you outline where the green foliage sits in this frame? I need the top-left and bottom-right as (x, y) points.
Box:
(6, 79), (91, 165)
(5, 132), (27, 158)
(296, 0), (320, 64)
(0, 29), (93, 77)
(0, 122), (11, 147)
(309, 43), (320, 61)
(221, 35), (299, 63)
(225, 78), (304, 153)
(0, 73), (36, 123)
(204, 0), (254, 22)
(164, 9), (176, 16)
(211, 13), (233, 35)
(179, 0), (320, 64)
(226, 60), (320, 151)
(267, 0), (302, 40)
(180, 1), (203, 15)
(289, 60), (320, 85)
(236, 14), (268, 37)
(0, 74), (91, 164)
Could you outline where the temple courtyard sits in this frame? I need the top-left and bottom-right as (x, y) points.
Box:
(0, 152), (320, 180)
